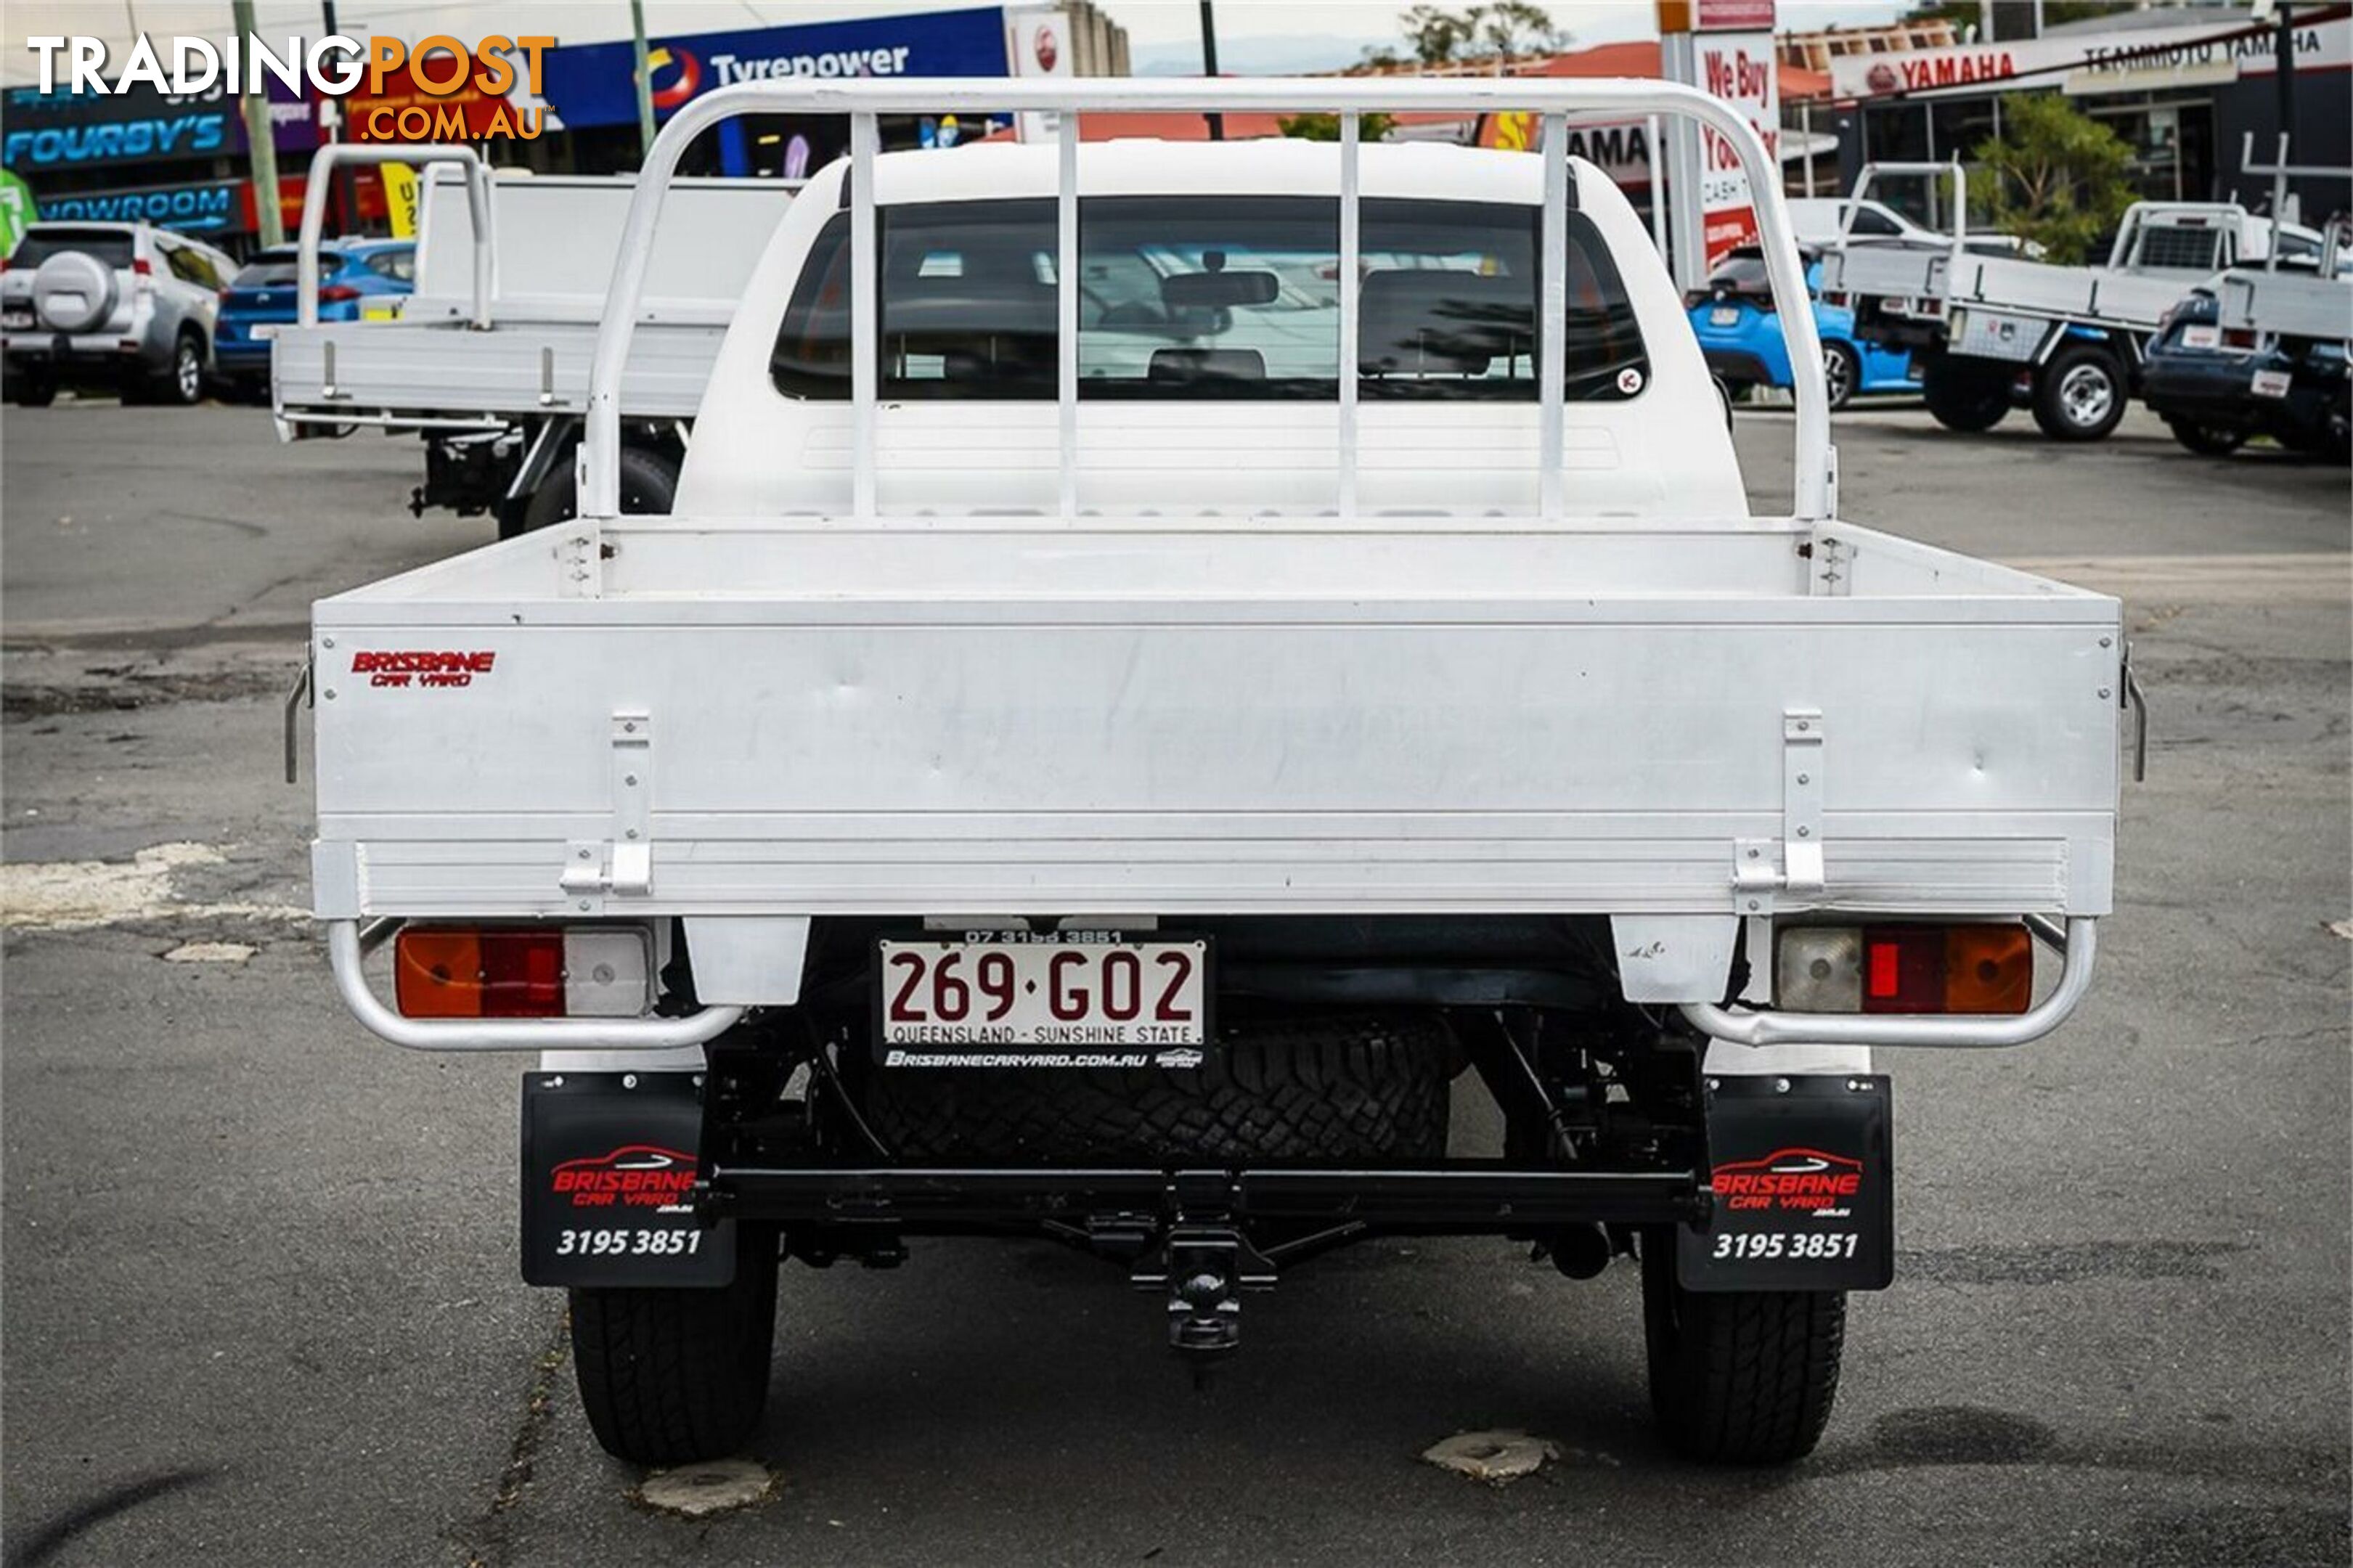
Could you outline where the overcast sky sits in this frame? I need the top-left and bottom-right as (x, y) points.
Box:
(5, 0), (1915, 86)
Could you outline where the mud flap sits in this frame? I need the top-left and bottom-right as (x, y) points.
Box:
(1677, 1073), (1893, 1293)
(521, 1071), (735, 1288)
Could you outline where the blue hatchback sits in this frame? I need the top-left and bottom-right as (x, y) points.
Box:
(1687, 247), (1913, 412)
(215, 238), (415, 394)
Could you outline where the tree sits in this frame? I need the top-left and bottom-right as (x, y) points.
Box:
(1968, 91), (2137, 264)
(1277, 112), (1400, 142)
(1377, 2), (1567, 68)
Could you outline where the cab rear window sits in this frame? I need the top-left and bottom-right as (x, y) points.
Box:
(770, 195), (1647, 403)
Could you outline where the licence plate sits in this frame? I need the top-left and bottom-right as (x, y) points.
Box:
(1708, 305), (1740, 327)
(2251, 368), (2291, 399)
(1, 309), (30, 330)
(878, 935), (1210, 1066)
(1678, 1074), (1893, 1293)
(2181, 324), (2220, 351)
(252, 323), (279, 341)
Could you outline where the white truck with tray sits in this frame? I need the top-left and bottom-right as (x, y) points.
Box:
(305, 80), (2132, 1471)
(1818, 158), (2326, 441)
(269, 144), (797, 536)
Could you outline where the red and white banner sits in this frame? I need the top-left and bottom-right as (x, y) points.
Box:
(1692, 30), (1778, 271)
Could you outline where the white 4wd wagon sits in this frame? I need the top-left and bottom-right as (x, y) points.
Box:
(306, 81), (2126, 1470)
(3, 221), (230, 406)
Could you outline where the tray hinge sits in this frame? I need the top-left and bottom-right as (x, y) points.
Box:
(1733, 708), (1825, 915)
(558, 711), (653, 907)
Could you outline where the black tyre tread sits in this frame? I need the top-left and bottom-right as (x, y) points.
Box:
(863, 1010), (1453, 1163)
(515, 443), (677, 536)
(1644, 1239), (1846, 1465)
(2164, 416), (2247, 457)
(570, 1253), (776, 1467)
(1921, 358), (2008, 432)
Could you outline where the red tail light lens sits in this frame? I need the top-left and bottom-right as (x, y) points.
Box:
(132, 257), (152, 276)
(317, 284), (362, 304)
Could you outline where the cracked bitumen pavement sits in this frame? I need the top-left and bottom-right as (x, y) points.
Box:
(1, 400), (2346, 1567)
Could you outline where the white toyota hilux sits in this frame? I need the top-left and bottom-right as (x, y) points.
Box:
(306, 80), (2130, 1469)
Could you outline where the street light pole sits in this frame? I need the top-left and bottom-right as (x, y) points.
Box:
(1198, 0), (1223, 141)
(631, 0), (658, 163)
(232, 0), (285, 245)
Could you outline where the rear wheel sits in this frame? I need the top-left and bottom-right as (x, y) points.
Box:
(1822, 340), (1861, 413)
(2031, 343), (2126, 441)
(8, 369), (57, 407)
(1921, 356), (2010, 432)
(863, 1008), (1454, 1164)
(570, 1230), (779, 1467)
(2164, 416), (2248, 457)
(150, 332), (205, 407)
(1642, 1229), (1846, 1465)
(512, 443), (679, 539)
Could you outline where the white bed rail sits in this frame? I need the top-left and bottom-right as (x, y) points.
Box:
(296, 142), (494, 330)
(581, 77), (1833, 523)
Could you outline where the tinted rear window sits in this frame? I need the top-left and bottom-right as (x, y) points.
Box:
(235, 250), (338, 287)
(10, 228), (135, 269)
(771, 195), (1647, 403)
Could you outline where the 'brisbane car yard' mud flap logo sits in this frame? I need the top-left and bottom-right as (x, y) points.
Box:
(349, 650), (496, 689)
(549, 1145), (697, 1211)
(1709, 1148), (1865, 1217)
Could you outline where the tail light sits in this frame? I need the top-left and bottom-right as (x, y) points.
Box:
(132, 257), (152, 275)
(393, 926), (654, 1019)
(1774, 923), (2033, 1016)
(1821, 290), (1848, 308)
(2222, 327), (2257, 350)
(318, 283), (362, 304)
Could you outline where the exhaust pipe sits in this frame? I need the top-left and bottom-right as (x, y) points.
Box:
(1549, 1222), (1612, 1281)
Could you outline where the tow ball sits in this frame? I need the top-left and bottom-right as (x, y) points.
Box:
(1130, 1225), (1276, 1374)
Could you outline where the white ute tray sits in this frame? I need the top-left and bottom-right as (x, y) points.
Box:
(311, 516), (2123, 924)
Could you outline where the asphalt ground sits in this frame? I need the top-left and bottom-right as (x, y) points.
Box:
(2, 397), (2347, 1567)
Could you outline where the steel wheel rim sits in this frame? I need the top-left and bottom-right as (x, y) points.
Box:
(2059, 362), (2113, 428)
(176, 344), (200, 401)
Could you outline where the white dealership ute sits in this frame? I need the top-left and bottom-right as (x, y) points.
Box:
(306, 79), (2130, 1469)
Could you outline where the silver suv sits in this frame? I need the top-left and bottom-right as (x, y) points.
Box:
(2, 222), (234, 407)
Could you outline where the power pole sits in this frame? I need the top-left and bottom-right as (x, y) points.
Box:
(1198, 0), (1223, 142)
(232, 0), (285, 246)
(631, 0), (658, 162)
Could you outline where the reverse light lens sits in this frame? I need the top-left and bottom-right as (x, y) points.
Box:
(1776, 923), (2033, 1016)
(393, 926), (653, 1019)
